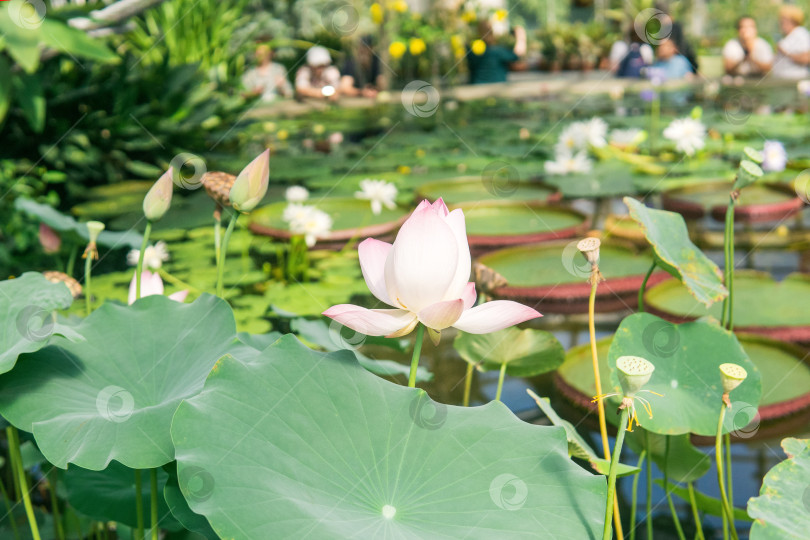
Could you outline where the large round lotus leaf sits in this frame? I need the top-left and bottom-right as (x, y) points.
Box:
(748, 437), (810, 540)
(557, 338), (613, 398)
(462, 204), (584, 236)
(646, 272), (810, 327)
(163, 465), (219, 539)
(0, 272), (78, 375)
(624, 197), (726, 307)
(250, 197), (407, 232)
(171, 335), (606, 539)
(417, 177), (556, 205)
(544, 161), (637, 198)
(666, 183), (796, 209)
(0, 294), (238, 470)
(454, 327), (564, 377)
(477, 242), (654, 288)
(607, 313), (761, 436)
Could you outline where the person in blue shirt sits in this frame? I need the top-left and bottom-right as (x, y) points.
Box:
(651, 38), (694, 80)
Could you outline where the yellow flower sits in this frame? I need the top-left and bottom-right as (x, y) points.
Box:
(370, 3), (383, 24)
(397, 165), (411, 174)
(392, 0), (408, 13)
(415, 149), (426, 158)
(494, 9), (507, 21)
(450, 35), (464, 49)
(389, 41), (406, 59)
(409, 37), (426, 56)
(471, 39), (487, 56)
(277, 129), (289, 141)
(461, 11), (476, 23)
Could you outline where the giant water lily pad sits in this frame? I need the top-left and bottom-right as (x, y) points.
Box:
(748, 438), (810, 540)
(661, 181), (803, 223)
(543, 161), (638, 198)
(171, 335), (606, 539)
(454, 327), (564, 376)
(0, 273), (78, 375)
(607, 313), (761, 436)
(624, 197), (727, 307)
(0, 294), (238, 470)
(416, 176), (557, 205)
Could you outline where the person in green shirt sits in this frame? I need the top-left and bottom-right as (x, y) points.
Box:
(467, 21), (527, 84)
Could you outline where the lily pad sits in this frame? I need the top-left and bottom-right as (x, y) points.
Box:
(661, 181), (803, 223)
(416, 176), (557, 205)
(454, 327), (564, 377)
(171, 335), (607, 538)
(607, 313), (761, 436)
(624, 197), (727, 307)
(748, 438), (810, 540)
(0, 294), (238, 470)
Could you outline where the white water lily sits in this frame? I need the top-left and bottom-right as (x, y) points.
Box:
(282, 203), (314, 223)
(556, 123), (588, 153)
(288, 206), (333, 247)
(544, 150), (592, 175)
(663, 117), (706, 156)
(581, 117), (608, 148)
(355, 179), (398, 215)
(285, 186), (310, 203)
(127, 241), (169, 270)
(761, 141), (787, 172)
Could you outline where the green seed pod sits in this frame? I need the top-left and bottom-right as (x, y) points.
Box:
(719, 363), (747, 394)
(616, 355), (655, 397)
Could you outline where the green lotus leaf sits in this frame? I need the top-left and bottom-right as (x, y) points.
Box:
(748, 438), (810, 540)
(624, 197), (727, 307)
(607, 313), (761, 436)
(0, 294), (238, 470)
(171, 335), (606, 539)
(454, 327), (564, 377)
(163, 465), (219, 539)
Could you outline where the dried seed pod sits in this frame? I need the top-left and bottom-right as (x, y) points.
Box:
(43, 271), (82, 299)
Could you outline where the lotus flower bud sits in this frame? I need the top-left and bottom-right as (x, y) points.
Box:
(39, 223), (61, 254)
(83, 220), (105, 260)
(143, 168), (174, 221)
(616, 355), (655, 397)
(719, 363), (747, 395)
(577, 237), (601, 266)
(230, 149), (270, 213)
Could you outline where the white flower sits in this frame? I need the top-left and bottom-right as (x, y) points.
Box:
(761, 141), (787, 173)
(289, 207), (333, 247)
(663, 117), (706, 156)
(556, 122), (588, 153)
(355, 179), (398, 215)
(610, 128), (645, 146)
(544, 150), (592, 175)
(283, 203), (314, 223)
(285, 186), (309, 203)
(581, 117), (608, 148)
(127, 241), (169, 270)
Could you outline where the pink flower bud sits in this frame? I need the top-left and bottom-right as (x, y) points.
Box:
(143, 167), (174, 221)
(230, 149), (270, 213)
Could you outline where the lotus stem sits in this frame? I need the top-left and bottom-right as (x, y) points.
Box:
(462, 362), (474, 407)
(135, 221), (153, 301)
(716, 403), (739, 540)
(84, 253), (93, 316)
(0, 460), (21, 540)
(726, 432), (734, 516)
(687, 482), (705, 540)
(6, 426), (41, 540)
(645, 429), (653, 540)
(408, 324), (425, 388)
(602, 407), (629, 540)
(135, 469), (144, 540)
(150, 468), (159, 540)
(48, 467), (65, 540)
(213, 210), (222, 265)
(216, 212), (239, 298)
(495, 362), (507, 402)
(638, 261), (656, 313)
(629, 450), (646, 540)
(66, 245), (78, 278)
(663, 436), (686, 540)
(721, 197), (735, 329)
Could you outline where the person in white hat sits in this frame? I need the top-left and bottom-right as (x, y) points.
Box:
(295, 46), (343, 100)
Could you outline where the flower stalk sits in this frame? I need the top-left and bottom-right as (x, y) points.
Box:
(6, 426), (41, 540)
(216, 211), (239, 298)
(602, 407), (629, 540)
(83, 221), (105, 315)
(135, 221), (153, 301)
(408, 324), (425, 388)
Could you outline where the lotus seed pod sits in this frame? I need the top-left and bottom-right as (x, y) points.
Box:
(719, 363), (747, 394)
(577, 237), (601, 265)
(616, 355), (655, 397)
(230, 149), (270, 213)
(143, 167), (174, 221)
(86, 221), (105, 244)
(743, 147), (764, 164)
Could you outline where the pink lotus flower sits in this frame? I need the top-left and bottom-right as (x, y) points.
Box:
(323, 199), (541, 342)
(39, 223), (61, 254)
(128, 270), (189, 305)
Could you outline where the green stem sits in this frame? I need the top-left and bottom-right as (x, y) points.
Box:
(721, 198), (735, 329)
(135, 469), (144, 540)
(6, 426), (41, 540)
(214, 213), (222, 266)
(645, 429), (653, 540)
(716, 403), (740, 540)
(638, 261), (655, 313)
(407, 324), (425, 388)
(157, 269), (201, 295)
(725, 432), (734, 514)
(602, 407), (629, 540)
(48, 468), (65, 540)
(0, 470), (21, 540)
(664, 436), (686, 540)
(216, 212), (239, 298)
(588, 275), (610, 460)
(150, 468), (158, 540)
(135, 221), (153, 301)
(84, 253), (93, 316)
(462, 362), (474, 407)
(687, 482), (705, 540)
(630, 450), (646, 540)
(494, 362), (507, 402)
(66, 245), (78, 278)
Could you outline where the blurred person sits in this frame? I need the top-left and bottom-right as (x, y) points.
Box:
(723, 16), (774, 77)
(655, 2), (698, 73)
(295, 46), (342, 100)
(611, 29), (654, 78)
(340, 37), (382, 97)
(773, 5), (810, 79)
(467, 21), (527, 84)
(241, 44), (292, 102)
(651, 38), (693, 80)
